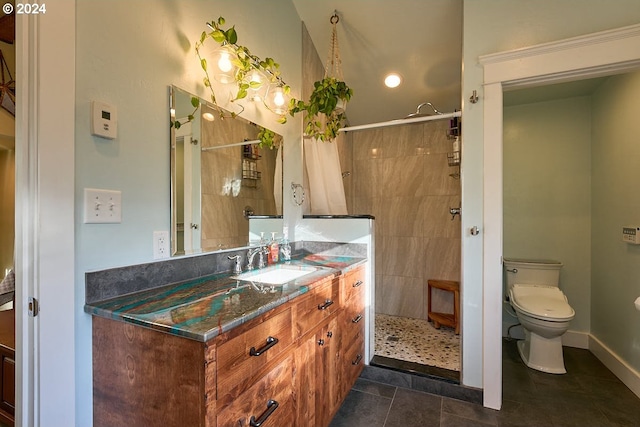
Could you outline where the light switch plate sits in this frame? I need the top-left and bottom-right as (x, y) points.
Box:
(84, 188), (122, 223)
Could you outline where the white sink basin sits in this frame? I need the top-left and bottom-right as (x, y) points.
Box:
(233, 265), (317, 285)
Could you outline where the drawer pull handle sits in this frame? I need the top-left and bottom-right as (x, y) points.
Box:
(353, 280), (363, 288)
(352, 354), (362, 365)
(317, 299), (334, 310)
(249, 336), (279, 357)
(249, 399), (279, 427)
(352, 314), (363, 324)
(327, 331), (333, 338)
(318, 339), (325, 346)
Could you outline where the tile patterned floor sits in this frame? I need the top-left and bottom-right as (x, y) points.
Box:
(375, 313), (460, 371)
(331, 338), (640, 427)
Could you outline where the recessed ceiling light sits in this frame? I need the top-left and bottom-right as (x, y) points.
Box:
(384, 73), (402, 88)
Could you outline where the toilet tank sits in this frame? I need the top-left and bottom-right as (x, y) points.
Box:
(503, 258), (563, 292)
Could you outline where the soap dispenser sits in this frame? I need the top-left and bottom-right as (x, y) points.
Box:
(268, 232), (279, 264)
(281, 238), (291, 261)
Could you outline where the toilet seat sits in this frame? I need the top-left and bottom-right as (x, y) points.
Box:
(510, 284), (575, 321)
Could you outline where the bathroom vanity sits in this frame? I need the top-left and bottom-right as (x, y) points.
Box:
(86, 253), (366, 427)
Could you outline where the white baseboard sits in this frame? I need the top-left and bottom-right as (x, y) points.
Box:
(589, 334), (640, 399)
(562, 330), (589, 349)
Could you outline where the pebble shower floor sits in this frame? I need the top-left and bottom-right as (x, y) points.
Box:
(374, 313), (460, 371)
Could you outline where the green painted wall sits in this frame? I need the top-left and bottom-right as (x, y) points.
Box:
(503, 96), (592, 333)
(591, 71), (640, 372)
(462, 0), (640, 388)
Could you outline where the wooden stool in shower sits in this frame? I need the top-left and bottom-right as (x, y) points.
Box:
(427, 279), (460, 335)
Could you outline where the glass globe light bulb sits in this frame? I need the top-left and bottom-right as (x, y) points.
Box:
(217, 52), (233, 73)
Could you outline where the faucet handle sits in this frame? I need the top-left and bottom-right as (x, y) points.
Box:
(228, 255), (243, 274)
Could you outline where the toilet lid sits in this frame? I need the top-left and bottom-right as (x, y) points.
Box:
(511, 284), (575, 321)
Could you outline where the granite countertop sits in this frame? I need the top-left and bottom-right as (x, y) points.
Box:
(85, 255), (365, 342)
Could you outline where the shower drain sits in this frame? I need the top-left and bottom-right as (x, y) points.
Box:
(386, 336), (400, 342)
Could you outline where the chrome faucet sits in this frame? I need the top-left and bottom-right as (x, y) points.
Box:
(258, 246), (270, 269)
(247, 247), (261, 270)
(227, 255), (243, 274)
(247, 246), (269, 270)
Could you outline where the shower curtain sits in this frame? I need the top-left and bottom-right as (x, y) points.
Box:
(303, 137), (348, 215)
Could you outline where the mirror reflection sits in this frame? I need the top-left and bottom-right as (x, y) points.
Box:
(170, 85), (283, 256)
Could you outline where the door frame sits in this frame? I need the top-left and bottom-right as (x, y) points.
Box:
(479, 23), (640, 409)
(15, 4), (77, 425)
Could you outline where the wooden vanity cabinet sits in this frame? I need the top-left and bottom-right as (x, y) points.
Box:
(92, 265), (366, 427)
(0, 308), (15, 427)
(339, 267), (366, 401)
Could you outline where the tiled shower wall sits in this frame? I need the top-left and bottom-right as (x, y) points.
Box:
(200, 104), (278, 251)
(339, 121), (461, 319)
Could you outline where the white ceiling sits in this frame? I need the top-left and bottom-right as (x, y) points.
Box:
(292, 0), (463, 127)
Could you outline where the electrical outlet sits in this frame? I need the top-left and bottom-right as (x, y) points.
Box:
(153, 231), (170, 260)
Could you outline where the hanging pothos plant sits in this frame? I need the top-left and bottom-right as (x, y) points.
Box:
(289, 12), (353, 142)
(289, 76), (353, 142)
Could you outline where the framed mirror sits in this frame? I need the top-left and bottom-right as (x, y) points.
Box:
(170, 85), (283, 256)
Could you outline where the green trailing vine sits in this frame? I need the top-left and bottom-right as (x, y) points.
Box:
(289, 76), (353, 142)
(172, 16), (353, 147)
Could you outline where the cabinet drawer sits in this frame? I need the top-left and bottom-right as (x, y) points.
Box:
(342, 305), (365, 347)
(217, 356), (294, 427)
(342, 336), (365, 395)
(342, 267), (365, 307)
(217, 308), (293, 403)
(295, 278), (340, 337)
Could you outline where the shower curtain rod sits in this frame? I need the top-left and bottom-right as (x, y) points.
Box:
(201, 139), (260, 151)
(338, 110), (461, 133)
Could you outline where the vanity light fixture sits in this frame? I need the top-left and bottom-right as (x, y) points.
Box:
(211, 44), (239, 84)
(264, 83), (290, 116)
(384, 73), (402, 88)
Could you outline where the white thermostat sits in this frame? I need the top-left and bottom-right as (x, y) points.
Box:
(622, 226), (640, 244)
(91, 101), (118, 139)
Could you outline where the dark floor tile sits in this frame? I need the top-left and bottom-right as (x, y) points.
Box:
(441, 412), (497, 427)
(543, 397), (616, 427)
(352, 377), (397, 398)
(439, 380), (483, 404)
(563, 347), (618, 380)
(575, 373), (638, 400)
(371, 355), (460, 383)
(383, 388), (442, 427)
(360, 365), (412, 389)
(501, 339), (522, 364)
(497, 399), (555, 427)
(592, 392), (640, 427)
(442, 397), (499, 425)
(329, 389), (391, 427)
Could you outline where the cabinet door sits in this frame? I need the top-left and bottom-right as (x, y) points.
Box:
(0, 345), (14, 426)
(318, 316), (341, 425)
(294, 315), (340, 427)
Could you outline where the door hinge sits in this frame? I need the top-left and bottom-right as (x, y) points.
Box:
(28, 297), (39, 317)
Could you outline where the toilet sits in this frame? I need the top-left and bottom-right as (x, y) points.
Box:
(504, 258), (575, 374)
